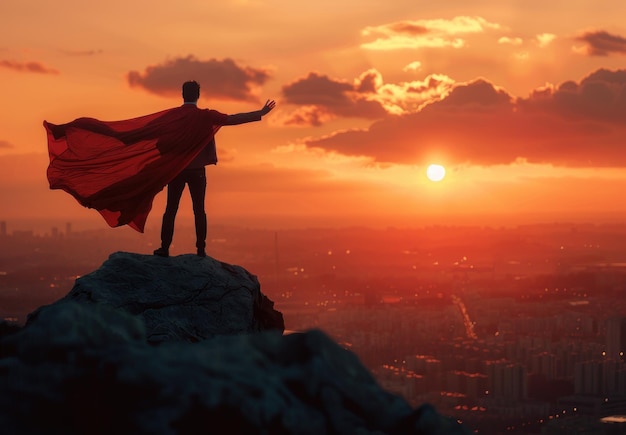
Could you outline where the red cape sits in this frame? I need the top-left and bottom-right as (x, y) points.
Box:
(44, 105), (227, 232)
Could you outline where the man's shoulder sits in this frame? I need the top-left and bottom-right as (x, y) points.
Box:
(204, 108), (226, 114)
(179, 105), (220, 116)
(186, 106), (224, 115)
(174, 105), (229, 124)
(204, 109), (229, 122)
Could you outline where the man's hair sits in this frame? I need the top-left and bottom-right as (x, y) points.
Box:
(182, 81), (200, 102)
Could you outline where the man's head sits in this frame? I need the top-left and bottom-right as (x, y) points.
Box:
(182, 81), (200, 103)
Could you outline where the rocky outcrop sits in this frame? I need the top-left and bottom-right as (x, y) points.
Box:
(0, 252), (468, 434)
(27, 251), (284, 344)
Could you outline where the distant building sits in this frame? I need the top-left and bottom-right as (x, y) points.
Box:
(575, 361), (603, 395)
(530, 351), (557, 380)
(12, 230), (34, 239)
(0, 221), (5, 237)
(606, 317), (626, 360)
(486, 359), (527, 400)
(575, 360), (626, 396)
(65, 222), (72, 236)
(446, 370), (488, 398)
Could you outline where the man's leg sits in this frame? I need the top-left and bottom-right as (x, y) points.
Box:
(154, 174), (186, 257)
(188, 168), (207, 257)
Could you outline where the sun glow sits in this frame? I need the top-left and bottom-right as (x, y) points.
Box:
(426, 164), (446, 182)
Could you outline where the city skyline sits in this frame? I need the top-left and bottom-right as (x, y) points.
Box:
(1, 221), (626, 432)
(2, 2), (626, 229)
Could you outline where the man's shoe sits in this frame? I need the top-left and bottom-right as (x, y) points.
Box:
(153, 247), (169, 257)
(197, 248), (206, 258)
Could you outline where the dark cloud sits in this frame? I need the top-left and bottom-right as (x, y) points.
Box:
(0, 140), (14, 149)
(355, 70), (381, 93)
(282, 106), (333, 127)
(127, 56), (272, 102)
(520, 68), (626, 123)
(281, 72), (387, 125)
(0, 60), (58, 74)
(576, 31), (626, 56)
(60, 49), (104, 56)
(435, 79), (511, 108)
(387, 22), (430, 36)
(304, 69), (626, 168)
(282, 72), (353, 105)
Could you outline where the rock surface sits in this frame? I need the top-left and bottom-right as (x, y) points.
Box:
(27, 251), (284, 344)
(0, 252), (468, 434)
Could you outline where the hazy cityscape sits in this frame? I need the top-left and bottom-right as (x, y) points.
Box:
(1, 219), (626, 434)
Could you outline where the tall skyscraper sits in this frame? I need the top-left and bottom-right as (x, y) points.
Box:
(0, 221), (6, 237)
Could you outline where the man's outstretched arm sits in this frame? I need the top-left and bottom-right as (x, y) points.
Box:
(224, 100), (276, 125)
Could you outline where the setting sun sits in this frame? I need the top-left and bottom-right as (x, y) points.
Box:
(426, 164), (446, 182)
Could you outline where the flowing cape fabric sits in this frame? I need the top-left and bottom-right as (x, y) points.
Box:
(44, 105), (226, 232)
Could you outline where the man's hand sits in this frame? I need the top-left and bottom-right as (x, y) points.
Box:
(261, 99), (276, 116)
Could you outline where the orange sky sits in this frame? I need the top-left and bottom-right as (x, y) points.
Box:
(2, 0), (626, 231)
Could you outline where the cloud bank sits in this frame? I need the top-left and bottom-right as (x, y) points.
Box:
(303, 69), (626, 168)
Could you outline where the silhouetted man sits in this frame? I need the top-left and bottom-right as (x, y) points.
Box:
(44, 81), (275, 242)
(153, 81), (275, 258)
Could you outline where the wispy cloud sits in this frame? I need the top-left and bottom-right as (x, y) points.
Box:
(127, 55), (272, 102)
(361, 16), (501, 50)
(575, 30), (626, 56)
(0, 60), (58, 74)
(60, 49), (104, 56)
